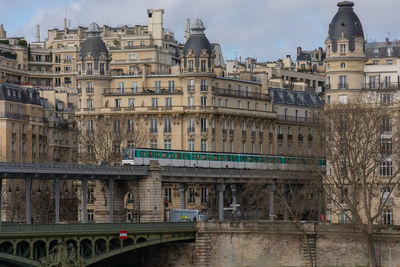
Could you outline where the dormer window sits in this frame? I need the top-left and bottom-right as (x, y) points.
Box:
(201, 60), (206, 72)
(188, 60), (193, 72)
(340, 44), (346, 53)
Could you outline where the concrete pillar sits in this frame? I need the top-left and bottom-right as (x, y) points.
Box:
(138, 160), (162, 222)
(216, 184), (226, 221)
(269, 184), (275, 221)
(82, 178), (87, 223)
(25, 177), (32, 224)
(109, 178), (114, 223)
(0, 178), (2, 224)
(179, 184), (187, 209)
(54, 178), (60, 224)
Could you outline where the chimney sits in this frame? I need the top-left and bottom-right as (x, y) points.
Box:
(297, 47), (302, 56)
(318, 47), (323, 61)
(36, 24), (40, 42)
(184, 18), (190, 43)
(0, 24), (6, 38)
(385, 37), (389, 44)
(64, 18), (67, 30)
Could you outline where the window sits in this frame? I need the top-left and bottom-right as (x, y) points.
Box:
(189, 188), (195, 203)
(225, 99), (229, 107)
(128, 98), (135, 107)
(381, 188), (393, 204)
(164, 118), (171, 133)
(340, 44), (346, 53)
(188, 118), (195, 133)
(229, 140), (233, 152)
(380, 160), (392, 176)
(168, 80), (175, 92)
(386, 59), (393, 65)
(384, 76), (391, 88)
(237, 101), (241, 109)
(164, 139), (171, 149)
(242, 141), (245, 153)
(188, 139), (195, 151)
(382, 209), (393, 225)
(188, 61), (194, 72)
(222, 140), (226, 152)
(100, 63), (105, 74)
(65, 54), (72, 63)
(339, 75), (347, 89)
(87, 63), (92, 74)
(218, 98), (222, 107)
(151, 98), (158, 107)
(373, 60), (379, 65)
(340, 62), (346, 68)
(201, 79), (207, 91)
(87, 120), (93, 132)
(87, 210), (94, 222)
(114, 120), (120, 134)
(339, 211), (349, 223)
(86, 99), (93, 108)
(201, 60), (206, 72)
(188, 97), (194, 107)
(140, 41), (145, 46)
(64, 77), (71, 84)
(387, 47), (393, 57)
(382, 116), (392, 132)
(154, 81), (161, 93)
(132, 82), (138, 93)
(380, 93), (393, 103)
(201, 118), (207, 133)
(87, 82), (93, 93)
(165, 97), (172, 107)
(327, 95), (331, 104)
(201, 97), (207, 106)
(118, 82), (125, 94)
(115, 99), (121, 108)
(150, 140), (157, 148)
(338, 95), (348, 104)
(369, 76), (376, 89)
(150, 119), (157, 133)
(165, 188), (172, 203)
(127, 119), (134, 133)
(201, 139), (207, 151)
(201, 188), (208, 203)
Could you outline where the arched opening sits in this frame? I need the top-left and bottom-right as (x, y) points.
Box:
(136, 237), (147, 244)
(94, 239), (106, 256)
(49, 240), (58, 252)
(33, 240), (46, 261)
(0, 242), (13, 254)
(16, 241), (30, 258)
(122, 238), (134, 247)
(109, 238), (120, 251)
(80, 239), (92, 259)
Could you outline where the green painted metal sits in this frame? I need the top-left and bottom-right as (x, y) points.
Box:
(85, 234), (195, 266)
(0, 252), (41, 267)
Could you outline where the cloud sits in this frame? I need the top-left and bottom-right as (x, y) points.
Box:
(3, 0), (400, 61)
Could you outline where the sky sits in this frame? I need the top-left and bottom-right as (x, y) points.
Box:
(0, 0), (399, 62)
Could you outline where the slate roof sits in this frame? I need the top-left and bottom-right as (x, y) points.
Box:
(269, 87), (324, 108)
(328, 1), (364, 42)
(365, 42), (400, 58)
(0, 83), (42, 105)
(80, 22), (108, 59)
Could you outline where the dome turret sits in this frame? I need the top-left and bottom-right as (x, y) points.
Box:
(183, 19), (212, 57)
(328, 1), (364, 43)
(80, 22), (108, 60)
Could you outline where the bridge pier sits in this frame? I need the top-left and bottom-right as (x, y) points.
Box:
(82, 178), (88, 223)
(269, 184), (275, 221)
(179, 183), (186, 209)
(25, 177), (32, 224)
(54, 177), (60, 224)
(216, 184), (226, 221)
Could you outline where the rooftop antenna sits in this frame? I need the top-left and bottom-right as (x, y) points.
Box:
(234, 51), (238, 61)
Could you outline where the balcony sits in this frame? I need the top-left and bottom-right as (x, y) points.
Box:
(201, 129), (208, 134)
(212, 87), (269, 101)
(0, 112), (30, 121)
(362, 82), (400, 90)
(86, 87), (94, 94)
(230, 130), (234, 135)
(251, 131), (256, 138)
(150, 128), (158, 134)
(188, 128), (195, 134)
(200, 85), (208, 92)
(298, 134), (304, 142)
(277, 134), (283, 140)
(103, 87), (182, 96)
(222, 129), (227, 135)
(164, 128), (172, 134)
(187, 85), (195, 92)
(287, 134), (293, 141)
(338, 83), (348, 90)
(277, 115), (320, 124)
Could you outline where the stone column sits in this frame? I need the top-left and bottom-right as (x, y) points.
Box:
(82, 178), (87, 223)
(109, 178), (114, 223)
(179, 183), (187, 209)
(138, 160), (162, 222)
(216, 184), (226, 221)
(269, 184), (275, 221)
(230, 184), (238, 219)
(25, 177), (32, 224)
(54, 177), (60, 224)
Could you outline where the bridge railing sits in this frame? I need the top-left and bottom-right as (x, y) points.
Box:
(0, 222), (196, 234)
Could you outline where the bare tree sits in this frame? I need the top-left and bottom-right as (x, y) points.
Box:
(78, 116), (150, 165)
(244, 177), (321, 267)
(324, 99), (400, 267)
